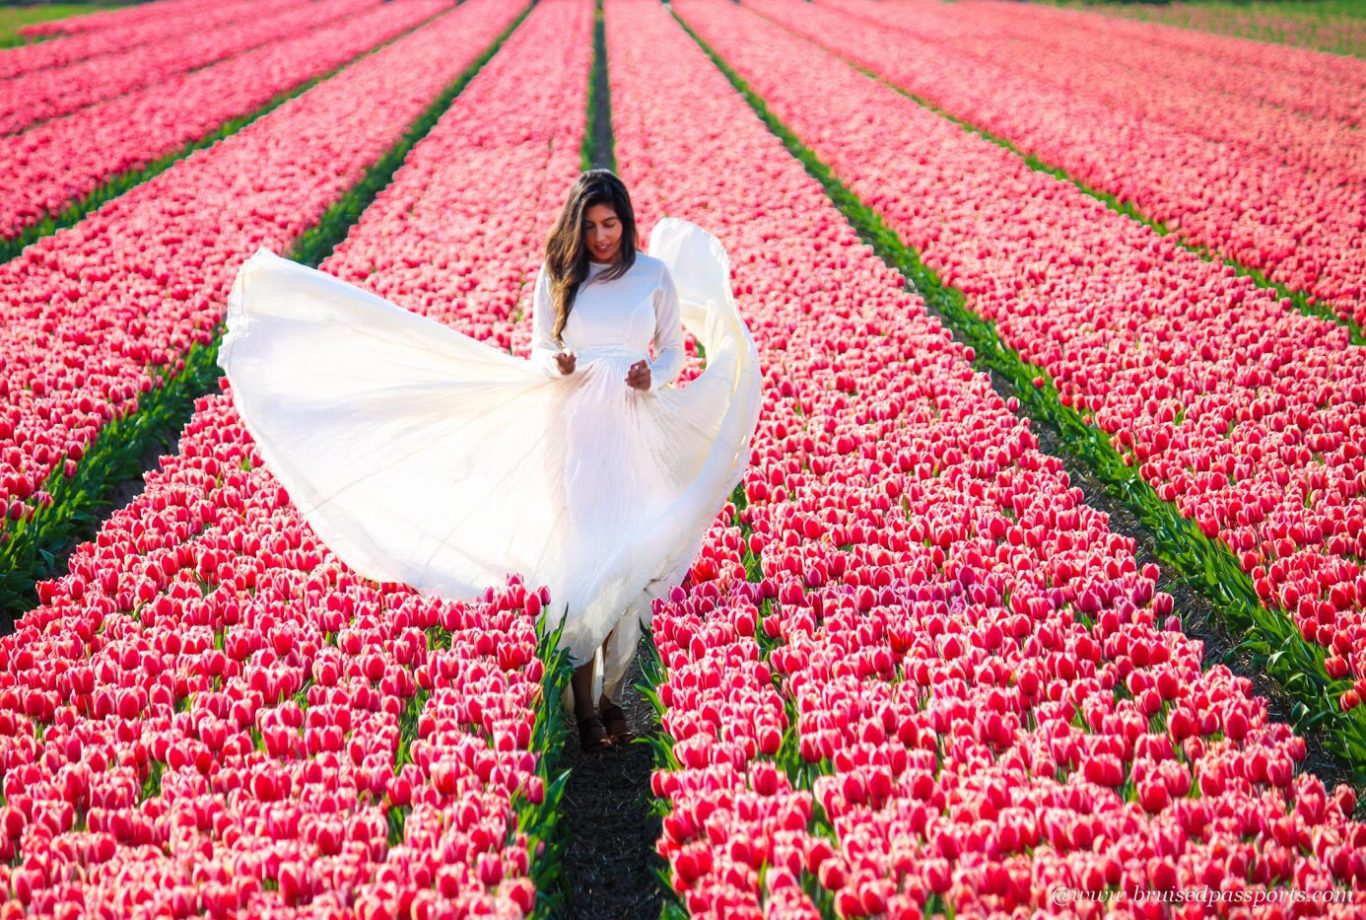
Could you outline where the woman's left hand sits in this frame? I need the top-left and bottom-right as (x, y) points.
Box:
(626, 360), (651, 391)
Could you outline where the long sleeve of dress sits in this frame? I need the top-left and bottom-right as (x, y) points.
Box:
(529, 262), (564, 379)
(648, 264), (685, 392)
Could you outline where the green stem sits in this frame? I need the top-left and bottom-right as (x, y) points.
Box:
(582, 0), (616, 173)
(524, 608), (574, 920)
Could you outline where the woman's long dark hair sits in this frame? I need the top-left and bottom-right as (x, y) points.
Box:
(543, 170), (639, 343)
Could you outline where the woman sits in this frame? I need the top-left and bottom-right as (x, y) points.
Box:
(217, 169), (761, 753)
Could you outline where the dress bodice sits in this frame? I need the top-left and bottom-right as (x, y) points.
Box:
(561, 258), (658, 356)
(529, 250), (685, 392)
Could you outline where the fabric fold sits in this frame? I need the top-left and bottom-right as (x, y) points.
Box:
(216, 217), (762, 667)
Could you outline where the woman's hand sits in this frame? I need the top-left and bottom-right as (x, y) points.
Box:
(626, 360), (651, 391)
(554, 351), (576, 375)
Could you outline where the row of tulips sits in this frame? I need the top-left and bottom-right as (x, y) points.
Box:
(823, 0), (1366, 128)
(1, 0), (381, 136)
(748, 0), (1366, 333)
(0, 0), (595, 913)
(0, 0), (293, 78)
(13, 561), (560, 918)
(0, 0), (452, 254)
(605, 0), (1366, 914)
(605, 4), (847, 912)
(12, 0), (244, 41)
(812, 0), (1364, 180)
(674, 0), (1366, 756)
(1062, 0), (1366, 63)
(0, 0), (523, 615)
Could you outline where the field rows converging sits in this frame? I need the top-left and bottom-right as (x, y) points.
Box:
(1, 0), (271, 64)
(1057, 0), (1366, 60)
(0, 0), (457, 260)
(0, 0), (594, 914)
(1, 0), (1365, 915)
(749, 0), (1366, 336)
(0, 0), (525, 618)
(9, 0), (240, 43)
(607, 0), (1364, 915)
(0, 0), (383, 135)
(828, 0), (1366, 127)
(805, 0), (1365, 181)
(670, 0), (1366, 764)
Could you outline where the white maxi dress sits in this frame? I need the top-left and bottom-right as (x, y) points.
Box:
(216, 218), (761, 704)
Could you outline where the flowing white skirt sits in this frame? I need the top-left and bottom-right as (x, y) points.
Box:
(216, 218), (762, 674)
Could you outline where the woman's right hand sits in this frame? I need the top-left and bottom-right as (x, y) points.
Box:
(554, 351), (576, 375)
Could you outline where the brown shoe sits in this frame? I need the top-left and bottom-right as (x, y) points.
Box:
(599, 700), (634, 744)
(578, 714), (615, 753)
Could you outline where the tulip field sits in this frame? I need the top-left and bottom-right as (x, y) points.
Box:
(1, 0), (457, 261)
(748, 0), (1366, 335)
(2, 0), (1366, 916)
(1065, 1), (1366, 59)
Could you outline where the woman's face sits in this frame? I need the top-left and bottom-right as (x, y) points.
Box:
(584, 203), (623, 264)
